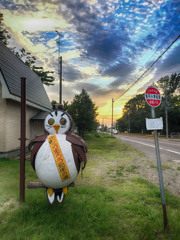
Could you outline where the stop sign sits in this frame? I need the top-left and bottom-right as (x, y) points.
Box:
(145, 86), (161, 107)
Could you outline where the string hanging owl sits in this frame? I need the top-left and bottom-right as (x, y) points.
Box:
(29, 106), (87, 204)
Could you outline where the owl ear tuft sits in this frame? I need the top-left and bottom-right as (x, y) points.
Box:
(52, 104), (64, 110)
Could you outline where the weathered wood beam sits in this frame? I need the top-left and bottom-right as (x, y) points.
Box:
(27, 182), (75, 189)
(27, 182), (46, 189)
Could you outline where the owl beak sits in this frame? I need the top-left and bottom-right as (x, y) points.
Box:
(53, 124), (60, 133)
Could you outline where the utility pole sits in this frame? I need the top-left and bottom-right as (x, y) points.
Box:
(111, 98), (114, 136)
(128, 112), (130, 133)
(56, 31), (63, 105)
(165, 90), (169, 138)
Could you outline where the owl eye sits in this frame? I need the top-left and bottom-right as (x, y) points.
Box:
(48, 118), (55, 125)
(60, 118), (67, 125)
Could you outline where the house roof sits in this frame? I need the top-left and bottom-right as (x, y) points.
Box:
(0, 41), (52, 110)
(31, 111), (49, 121)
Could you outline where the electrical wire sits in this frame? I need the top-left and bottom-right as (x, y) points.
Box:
(114, 34), (180, 102)
(103, 34), (180, 123)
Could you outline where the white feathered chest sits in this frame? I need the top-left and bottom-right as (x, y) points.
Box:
(35, 134), (78, 189)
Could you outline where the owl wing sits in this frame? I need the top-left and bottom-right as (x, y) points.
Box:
(28, 132), (48, 170)
(66, 132), (87, 172)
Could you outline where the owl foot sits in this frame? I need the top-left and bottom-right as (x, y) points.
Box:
(56, 187), (68, 203)
(47, 188), (55, 204)
(56, 192), (64, 203)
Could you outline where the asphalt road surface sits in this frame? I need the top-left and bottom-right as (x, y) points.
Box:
(115, 134), (180, 163)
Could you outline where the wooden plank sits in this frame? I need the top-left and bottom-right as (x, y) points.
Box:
(27, 182), (75, 189)
(27, 182), (46, 189)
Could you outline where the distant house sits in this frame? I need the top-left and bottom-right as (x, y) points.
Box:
(0, 42), (52, 158)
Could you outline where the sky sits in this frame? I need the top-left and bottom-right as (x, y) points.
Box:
(1, 0), (180, 125)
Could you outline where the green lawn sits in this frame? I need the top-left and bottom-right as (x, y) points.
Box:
(0, 133), (180, 240)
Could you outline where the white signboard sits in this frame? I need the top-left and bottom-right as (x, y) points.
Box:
(146, 117), (163, 130)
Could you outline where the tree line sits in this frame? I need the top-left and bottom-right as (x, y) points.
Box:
(117, 73), (180, 136)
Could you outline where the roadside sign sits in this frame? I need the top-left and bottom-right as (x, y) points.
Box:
(145, 86), (161, 107)
(146, 117), (163, 130)
(145, 86), (167, 228)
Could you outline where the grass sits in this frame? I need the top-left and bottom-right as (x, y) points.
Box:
(0, 132), (180, 240)
(150, 164), (172, 170)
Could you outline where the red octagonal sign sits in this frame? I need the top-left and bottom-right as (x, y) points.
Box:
(145, 86), (161, 107)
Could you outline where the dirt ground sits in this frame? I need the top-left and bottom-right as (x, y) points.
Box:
(112, 136), (180, 198)
(119, 151), (180, 198)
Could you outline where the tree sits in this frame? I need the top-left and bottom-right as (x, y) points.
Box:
(117, 117), (128, 132)
(51, 100), (58, 106)
(117, 94), (151, 133)
(0, 12), (11, 45)
(62, 100), (69, 111)
(155, 73), (180, 136)
(117, 78), (180, 135)
(13, 48), (55, 86)
(156, 73), (180, 97)
(68, 89), (98, 136)
(33, 66), (54, 86)
(100, 124), (108, 132)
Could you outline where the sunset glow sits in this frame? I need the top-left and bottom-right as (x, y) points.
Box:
(1, 0), (179, 126)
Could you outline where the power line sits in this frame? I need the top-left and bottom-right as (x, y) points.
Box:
(101, 34), (180, 121)
(114, 34), (180, 102)
(142, 22), (180, 67)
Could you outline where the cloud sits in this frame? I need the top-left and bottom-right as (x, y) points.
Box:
(102, 61), (135, 77)
(82, 31), (129, 63)
(62, 62), (85, 82)
(74, 82), (99, 93)
(0, 0), (36, 11)
(1, 0), (180, 122)
(59, 0), (129, 63)
(154, 43), (180, 74)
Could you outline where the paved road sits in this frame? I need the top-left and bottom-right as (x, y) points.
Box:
(115, 134), (180, 163)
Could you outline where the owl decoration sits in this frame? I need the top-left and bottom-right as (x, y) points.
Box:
(29, 106), (87, 204)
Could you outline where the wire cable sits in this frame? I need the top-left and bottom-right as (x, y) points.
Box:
(114, 34), (180, 102)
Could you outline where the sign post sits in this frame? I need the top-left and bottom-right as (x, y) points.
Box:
(145, 86), (168, 229)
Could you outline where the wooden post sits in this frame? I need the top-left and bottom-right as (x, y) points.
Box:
(20, 77), (26, 203)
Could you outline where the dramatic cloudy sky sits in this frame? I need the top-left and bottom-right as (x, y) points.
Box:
(1, 0), (180, 124)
